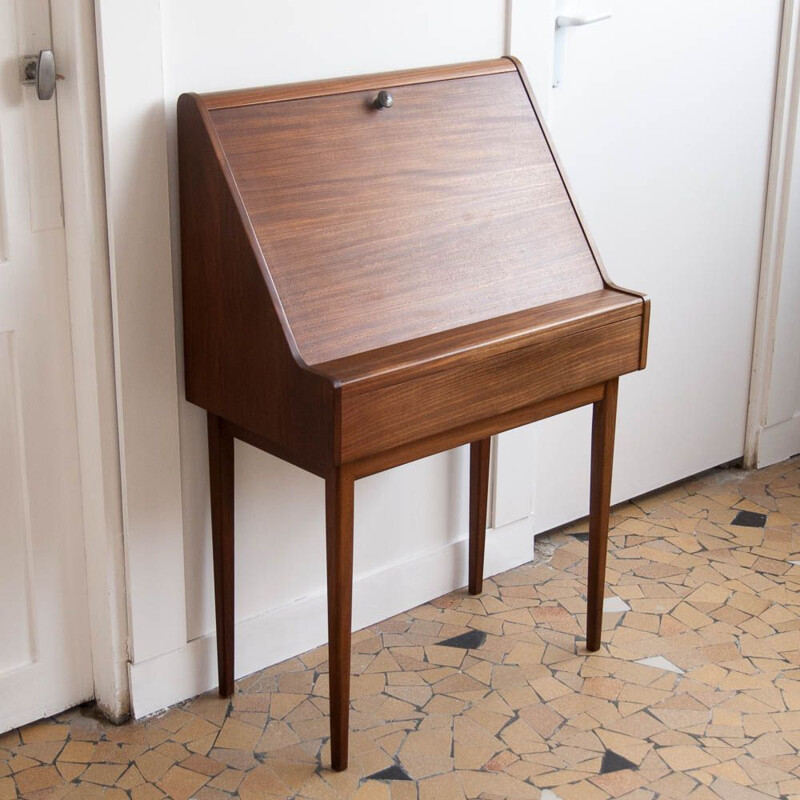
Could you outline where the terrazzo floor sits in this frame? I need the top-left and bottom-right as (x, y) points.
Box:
(2, 456), (800, 800)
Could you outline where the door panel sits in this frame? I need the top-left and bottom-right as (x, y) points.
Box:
(0, 0), (93, 731)
(497, 0), (782, 528)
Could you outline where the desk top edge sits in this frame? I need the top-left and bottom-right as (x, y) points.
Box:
(311, 289), (646, 389)
(190, 58), (516, 111)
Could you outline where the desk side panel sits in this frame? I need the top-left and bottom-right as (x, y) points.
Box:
(178, 94), (334, 474)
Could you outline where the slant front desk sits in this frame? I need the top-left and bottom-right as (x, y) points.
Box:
(178, 57), (649, 771)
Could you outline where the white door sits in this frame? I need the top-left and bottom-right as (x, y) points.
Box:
(494, 0), (782, 530)
(0, 0), (93, 731)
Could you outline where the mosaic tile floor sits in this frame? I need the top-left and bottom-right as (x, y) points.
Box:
(2, 456), (800, 800)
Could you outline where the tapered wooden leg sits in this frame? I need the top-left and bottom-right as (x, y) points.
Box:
(468, 438), (491, 595)
(208, 412), (235, 697)
(325, 465), (355, 771)
(586, 379), (619, 651)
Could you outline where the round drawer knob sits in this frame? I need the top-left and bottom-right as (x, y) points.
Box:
(373, 90), (394, 110)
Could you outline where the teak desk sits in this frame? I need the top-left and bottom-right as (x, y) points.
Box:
(178, 57), (649, 771)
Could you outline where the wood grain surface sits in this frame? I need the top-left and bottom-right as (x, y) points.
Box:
(202, 58), (515, 110)
(587, 379), (619, 651)
(207, 413), (235, 697)
(211, 70), (603, 365)
(339, 316), (641, 461)
(325, 465), (355, 771)
(179, 94), (334, 475)
(468, 439), (491, 596)
(314, 289), (641, 389)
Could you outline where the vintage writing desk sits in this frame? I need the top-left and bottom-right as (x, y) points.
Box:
(178, 57), (649, 771)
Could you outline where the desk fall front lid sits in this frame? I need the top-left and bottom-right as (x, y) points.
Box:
(178, 58), (648, 473)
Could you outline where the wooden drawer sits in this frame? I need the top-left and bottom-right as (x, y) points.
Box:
(339, 316), (642, 462)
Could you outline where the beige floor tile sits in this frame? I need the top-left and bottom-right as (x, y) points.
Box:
(352, 782), (392, 800)
(208, 767), (245, 792)
(56, 762), (86, 783)
(212, 718), (262, 751)
(130, 784), (166, 800)
(156, 764), (209, 800)
(591, 768), (648, 797)
(133, 749), (175, 783)
(153, 709), (194, 734)
(237, 763), (290, 799)
(658, 746), (718, 771)
(1, 458), (799, 799)
(64, 784), (106, 800)
(14, 764), (63, 795)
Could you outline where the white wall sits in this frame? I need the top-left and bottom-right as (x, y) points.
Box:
(97, 0), (536, 718)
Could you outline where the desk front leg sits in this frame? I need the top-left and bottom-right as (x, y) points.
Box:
(468, 438), (491, 595)
(586, 378), (619, 651)
(326, 464), (355, 771)
(208, 412), (235, 697)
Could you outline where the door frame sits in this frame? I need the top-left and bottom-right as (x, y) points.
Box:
(745, 0), (800, 468)
(49, 0), (129, 722)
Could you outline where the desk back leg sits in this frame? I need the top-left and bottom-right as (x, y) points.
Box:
(208, 412), (235, 697)
(326, 465), (355, 771)
(468, 438), (491, 595)
(586, 378), (619, 651)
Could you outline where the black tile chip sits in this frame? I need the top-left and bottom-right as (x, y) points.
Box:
(731, 510), (767, 528)
(366, 765), (411, 782)
(437, 630), (487, 649)
(600, 750), (637, 774)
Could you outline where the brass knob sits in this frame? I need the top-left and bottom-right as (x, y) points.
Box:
(373, 90), (394, 110)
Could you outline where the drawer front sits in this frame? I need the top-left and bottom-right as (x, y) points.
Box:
(340, 316), (642, 462)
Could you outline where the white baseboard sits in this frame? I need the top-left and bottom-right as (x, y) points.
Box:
(128, 517), (534, 718)
(757, 414), (800, 468)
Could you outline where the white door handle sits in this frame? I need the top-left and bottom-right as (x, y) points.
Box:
(556, 13), (612, 29)
(553, 12), (612, 88)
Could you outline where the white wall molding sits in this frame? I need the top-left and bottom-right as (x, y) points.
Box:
(745, 0), (800, 467)
(491, 426), (537, 528)
(51, 0), (129, 721)
(759, 414), (800, 467)
(129, 519), (533, 718)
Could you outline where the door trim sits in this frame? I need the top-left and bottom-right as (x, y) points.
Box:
(745, 0), (800, 468)
(51, 0), (129, 722)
